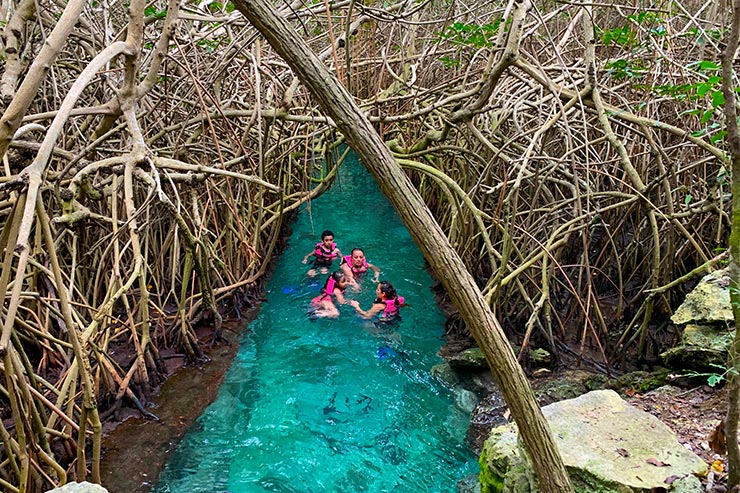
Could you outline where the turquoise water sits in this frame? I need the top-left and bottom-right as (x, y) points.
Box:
(153, 154), (478, 492)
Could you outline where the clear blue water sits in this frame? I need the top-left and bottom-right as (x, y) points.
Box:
(153, 154), (478, 492)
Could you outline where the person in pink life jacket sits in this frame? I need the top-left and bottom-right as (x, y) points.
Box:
(349, 281), (405, 320)
(340, 248), (380, 288)
(310, 270), (349, 318)
(302, 230), (342, 277)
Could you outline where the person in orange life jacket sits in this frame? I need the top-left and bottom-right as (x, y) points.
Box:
(310, 270), (349, 318)
(349, 281), (405, 320)
(339, 247), (380, 289)
(302, 230), (342, 277)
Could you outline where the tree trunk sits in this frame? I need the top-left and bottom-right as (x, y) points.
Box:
(721, 0), (740, 488)
(234, 2), (574, 492)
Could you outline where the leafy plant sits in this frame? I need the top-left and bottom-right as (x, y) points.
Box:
(685, 363), (737, 387)
(600, 25), (635, 48)
(651, 60), (729, 144)
(438, 20), (501, 49)
(197, 38), (222, 53)
(206, 1), (236, 13)
(683, 26), (727, 44)
(144, 5), (167, 18)
(439, 56), (460, 68)
(604, 58), (647, 79)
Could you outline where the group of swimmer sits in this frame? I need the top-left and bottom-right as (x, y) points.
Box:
(302, 230), (405, 320)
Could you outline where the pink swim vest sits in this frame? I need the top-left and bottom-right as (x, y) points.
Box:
(381, 296), (405, 318)
(314, 242), (339, 262)
(312, 276), (343, 305)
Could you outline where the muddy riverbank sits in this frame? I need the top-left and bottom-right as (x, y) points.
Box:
(99, 315), (254, 493)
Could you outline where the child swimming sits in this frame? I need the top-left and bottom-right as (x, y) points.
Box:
(340, 247), (381, 288)
(310, 270), (349, 318)
(349, 281), (405, 321)
(302, 230), (342, 277)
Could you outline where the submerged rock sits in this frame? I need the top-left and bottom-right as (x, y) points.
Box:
(456, 388), (480, 414)
(479, 389), (706, 493)
(431, 361), (460, 387)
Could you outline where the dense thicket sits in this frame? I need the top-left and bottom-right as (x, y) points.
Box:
(0, 0), (733, 490)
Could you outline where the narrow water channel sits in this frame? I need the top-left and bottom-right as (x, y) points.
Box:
(153, 154), (478, 492)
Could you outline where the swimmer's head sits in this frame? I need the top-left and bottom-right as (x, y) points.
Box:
(321, 230), (335, 247)
(323, 270), (348, 293)
(377, 281), (397, 300)
(350, 248), (365, 265)
(331, 270), (347, 285)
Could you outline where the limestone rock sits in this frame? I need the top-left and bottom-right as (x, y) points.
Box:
(45, 482), (109, 493)
(671, 270), (732, 325)
(661, 324), (733, 372)
(531, 370), (592, 406)
(479, 389), (707, 493)
(664, 269), (734, 373)
(528, 348), (551, 366)
(448, 347), (487, 369)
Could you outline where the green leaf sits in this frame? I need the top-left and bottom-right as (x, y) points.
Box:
(696, 82), (712, 97)
(711, 90), (725, 108)
(699, 60), (720, 71)
(707, 374), (723, 386)
(710, 130), (727, 144)
(678, 108), (702, 117)
(707, 75), (722, 85)
(684, 194), (693, 205)
(144, 5), (167, 18)
(700, 109), (713, 124)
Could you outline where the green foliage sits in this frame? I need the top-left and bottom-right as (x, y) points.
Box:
(683, 26), (727, 45)
(439, 56), (460, 68)
(604, 58), (647, 80)
(437, 20), (503, 68)
(206, 1), (235, 13)
(144, 5), (167, 18)
(597, 13), (668, 80)
(438, 21), (501, 49)
(685, 363), (736, 387)
(597, 11), (666, 49)
(599, 25), (635, 48)
(651, 60), (730, 144)
(197, 38), (222, 53)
